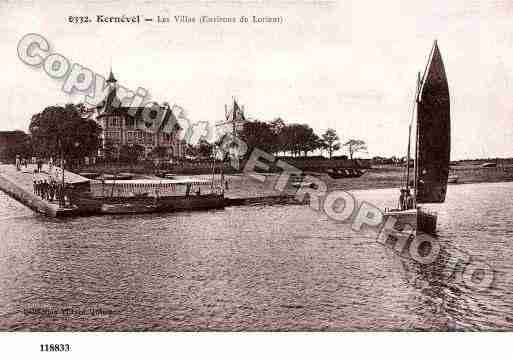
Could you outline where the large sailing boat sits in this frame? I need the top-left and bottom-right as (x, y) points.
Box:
(384, 40), (450, 235)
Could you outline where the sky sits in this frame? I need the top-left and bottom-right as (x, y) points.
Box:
(1, 0), (513, 160)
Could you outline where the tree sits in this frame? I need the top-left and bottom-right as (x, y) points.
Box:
(149, 146), (168, 160)
(343, 139), (368, 160)
(321, 128), (341, 159)
(280, 124), (320, 157)
(269, 117), (286, 155)
(102, 140), (117, 162)
(239, 120), (275, 156)
(120, 144), (145, 163)
(302, 131), (322, 157)
(197, 139), (214, 159)
(29, 104), (102, 161)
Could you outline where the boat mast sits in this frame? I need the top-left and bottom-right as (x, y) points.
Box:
(211, 154), (215, 190)
(405, 123), (412, 192)
(413, 71), (422, 206)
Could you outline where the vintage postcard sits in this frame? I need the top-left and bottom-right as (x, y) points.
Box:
(0, 0), (512, 355)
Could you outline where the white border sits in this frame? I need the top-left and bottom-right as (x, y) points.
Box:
(0, 332), (511, 359)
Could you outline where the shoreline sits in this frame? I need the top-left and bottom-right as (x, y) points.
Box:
(1, 163), (511, 217)
(203, 166), (513, 200)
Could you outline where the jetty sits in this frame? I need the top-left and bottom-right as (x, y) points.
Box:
(0, 163), (309, 218)
(0, 163), (89, 217)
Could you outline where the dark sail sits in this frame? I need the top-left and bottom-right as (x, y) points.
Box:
(415, 41), (450, 203)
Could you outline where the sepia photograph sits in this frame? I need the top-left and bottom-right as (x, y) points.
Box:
(0, 0), (512, 355)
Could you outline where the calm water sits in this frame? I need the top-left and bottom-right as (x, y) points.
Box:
(0, 181), (512, 331)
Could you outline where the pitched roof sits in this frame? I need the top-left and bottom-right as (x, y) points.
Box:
(97, 72), (181, 133)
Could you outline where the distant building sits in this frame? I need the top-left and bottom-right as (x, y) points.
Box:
(94, 70), (183, 159)
(215, 98), (248, 138)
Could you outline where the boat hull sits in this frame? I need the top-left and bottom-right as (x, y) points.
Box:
(448, 175), (459, 184)
(76, 194), (226, 215)
(383, 207), (437, 236)
(327, 168), (365, 179)
(156, 194), (226, 212)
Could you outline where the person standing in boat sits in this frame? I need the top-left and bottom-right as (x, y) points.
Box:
(405, 188), (414, 209)
(399, 189), (407, 210)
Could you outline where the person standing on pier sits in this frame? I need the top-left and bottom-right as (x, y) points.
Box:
(67, 185), (74, 207)
(42, 180), (48, 200)
(36, 158), (42, 173)
(15, 155), (20, 171)
(54, 183), (60, 205)
(48, 181), (55, 202)
(57, 184), (65, 207)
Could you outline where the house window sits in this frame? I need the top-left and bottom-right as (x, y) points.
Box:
(109, 116), (124, 127)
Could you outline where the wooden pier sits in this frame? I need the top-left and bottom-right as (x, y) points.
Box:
(0, 164), (89, 217)
(0, 164), (311, 218)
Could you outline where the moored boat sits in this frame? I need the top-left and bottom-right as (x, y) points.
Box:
(289, 173), (317, 189)
(98, 173), (133, 180)
(78, 172), (101, 179)
(448, 175), (459, 184)
(76, 178), (225, 215)
(327, 168), (366, 179)
(384, 40), (450, 236)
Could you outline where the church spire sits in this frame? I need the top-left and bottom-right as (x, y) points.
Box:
(107, 67), (117, 83)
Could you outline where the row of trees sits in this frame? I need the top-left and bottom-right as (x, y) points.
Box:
(234, 118), (367, 160)
(6, 104), (367, 167)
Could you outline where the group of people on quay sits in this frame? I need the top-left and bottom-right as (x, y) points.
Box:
(33, 177), (73, 207)
(16, 154), (74, 207)
(15, 154), (51, 173)
(15, 154), (29, 171)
